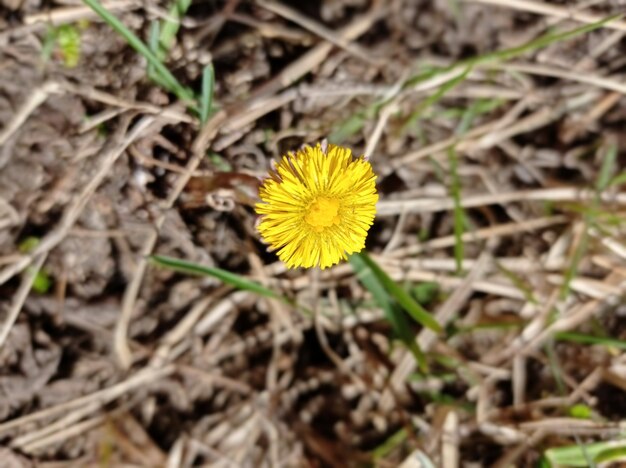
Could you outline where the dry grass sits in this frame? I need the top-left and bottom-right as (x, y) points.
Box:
(1, 0), (626, 466)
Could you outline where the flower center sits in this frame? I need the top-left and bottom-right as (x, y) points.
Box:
(304, 197), (341, 232)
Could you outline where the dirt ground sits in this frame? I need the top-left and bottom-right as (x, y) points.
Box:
(2, 0), (626, 466)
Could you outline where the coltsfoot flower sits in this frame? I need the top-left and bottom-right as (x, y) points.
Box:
(256, 142), (378, 269)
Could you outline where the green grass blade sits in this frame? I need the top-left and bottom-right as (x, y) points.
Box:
(150, 255), (281, 300)
(609, 171), (626, 187)
(455, 98), (504, 134)
(560, 226), (588, 300)
(355, 252), (442, 333)
(338, 7), (610, 146)
(406, 15), (620, 90)
(200, 64), (215, 125)
(469, 15), (620, 67)
(158, 0), (192, 58)
(146, 20), (175, 90)
(411, 282), (439, 305)
(545, 440), (626, 467)
(82, 0), (195, 104)
(544, 340), (566, 396)
(147, 20), (160, 79)
(448, 147), (465, 274)
(371, 428), (407, 460)
(555, 331), (626, 350)
(595, 445), (626, 464)
(596, 142), (618, 192)
(349, 254), (428, 371)
(561, 143), (617, 299)
(328, 114), (365, 144)
(403, 66), (470, 131)
(41, 26), (58, 62)
(495, 261), (538, 304)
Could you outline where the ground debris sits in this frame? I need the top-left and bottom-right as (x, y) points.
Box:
(1, 0), (626, 465)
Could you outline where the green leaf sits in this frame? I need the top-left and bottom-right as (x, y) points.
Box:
(150, 255), (281, 300)
(56, 24), (81, 68)
(19, 237), (52, 294)
(568, 404), (592, 419)
(30, 268), (52, 294)
(355, 252), (442, 333)
(18, 236), (40, 253)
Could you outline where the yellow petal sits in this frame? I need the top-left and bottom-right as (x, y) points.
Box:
(256, 143), (378, 269)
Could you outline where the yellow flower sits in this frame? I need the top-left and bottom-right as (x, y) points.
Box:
(256, 142), (378, 269)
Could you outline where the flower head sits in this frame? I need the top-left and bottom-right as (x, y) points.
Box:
(256, 142), (378, 269)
